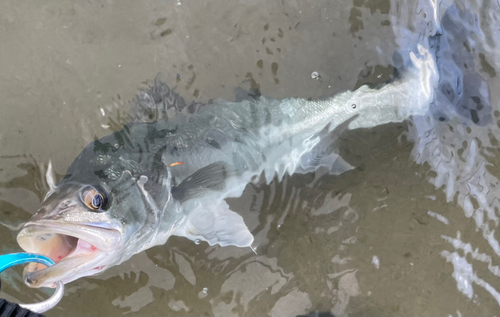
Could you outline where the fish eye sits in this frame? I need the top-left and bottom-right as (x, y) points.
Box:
(82, 187), (108, 211)
(350, 104), (357, 109)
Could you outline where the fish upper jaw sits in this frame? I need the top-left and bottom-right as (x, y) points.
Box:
(18, 221), (123, 252)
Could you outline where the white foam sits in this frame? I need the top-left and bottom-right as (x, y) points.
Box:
(441, 251), (474, 299)
(427, 211), (449, 225)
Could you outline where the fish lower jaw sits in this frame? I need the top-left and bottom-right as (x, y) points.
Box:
(23, 245), (108, 288)
(20, 234), (113, 288)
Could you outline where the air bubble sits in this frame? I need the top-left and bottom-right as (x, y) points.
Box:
(139, 175), (148, 184)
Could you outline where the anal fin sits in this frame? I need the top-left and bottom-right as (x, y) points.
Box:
(298, 147), (354, 175)
(297, 116), (356, 175)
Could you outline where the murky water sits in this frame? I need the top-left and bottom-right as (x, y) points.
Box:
(0, 0), (499, 316)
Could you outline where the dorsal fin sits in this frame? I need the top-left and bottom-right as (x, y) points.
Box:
(129, 73), (205, 123)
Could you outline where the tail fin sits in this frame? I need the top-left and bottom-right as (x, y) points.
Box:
(431, 5), (492, 126)
(391, 1), (492, 126)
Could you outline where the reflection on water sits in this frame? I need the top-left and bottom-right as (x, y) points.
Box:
(0, 0), (499, 316)
(403, 0), (500, 309)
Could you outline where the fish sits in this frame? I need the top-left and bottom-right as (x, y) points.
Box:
(16, 40), (439, 288)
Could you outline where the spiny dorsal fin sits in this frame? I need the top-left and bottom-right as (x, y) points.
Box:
(46, 160), (57, 191)
(129, 73), (205, 123)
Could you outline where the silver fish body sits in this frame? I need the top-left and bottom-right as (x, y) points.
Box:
(17, 42), (437, 288)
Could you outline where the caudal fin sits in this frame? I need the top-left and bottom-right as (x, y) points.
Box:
(391, 1), (492, 126)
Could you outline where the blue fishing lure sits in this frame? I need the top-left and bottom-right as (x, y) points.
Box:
(0, 252), (64, 314)
(0, 252), (55, 273)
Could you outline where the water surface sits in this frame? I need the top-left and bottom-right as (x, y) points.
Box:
(0, 0), (499, 316)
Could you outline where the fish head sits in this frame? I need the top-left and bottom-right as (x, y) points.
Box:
(17, 169), (161, 288)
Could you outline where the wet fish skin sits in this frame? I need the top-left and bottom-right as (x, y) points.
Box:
(17, 41), (437, 288)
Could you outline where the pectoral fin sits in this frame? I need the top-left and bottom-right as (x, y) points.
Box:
(174, 201), (254, 247)
(171, 162), (231, 202)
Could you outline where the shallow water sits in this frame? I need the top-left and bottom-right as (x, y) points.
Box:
(0, 0), (499, 316)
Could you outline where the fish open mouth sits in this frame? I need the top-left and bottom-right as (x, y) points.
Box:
(17, 221), (122, 288)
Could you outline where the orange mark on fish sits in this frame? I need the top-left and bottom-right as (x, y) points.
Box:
(168, 162), (184, 167)
(91, 245), (97, 251)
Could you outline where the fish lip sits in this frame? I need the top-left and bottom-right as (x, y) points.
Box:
(17, 221), (123, 252)
(24, 247), (104, 288)
(17, 221), (123, 288)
